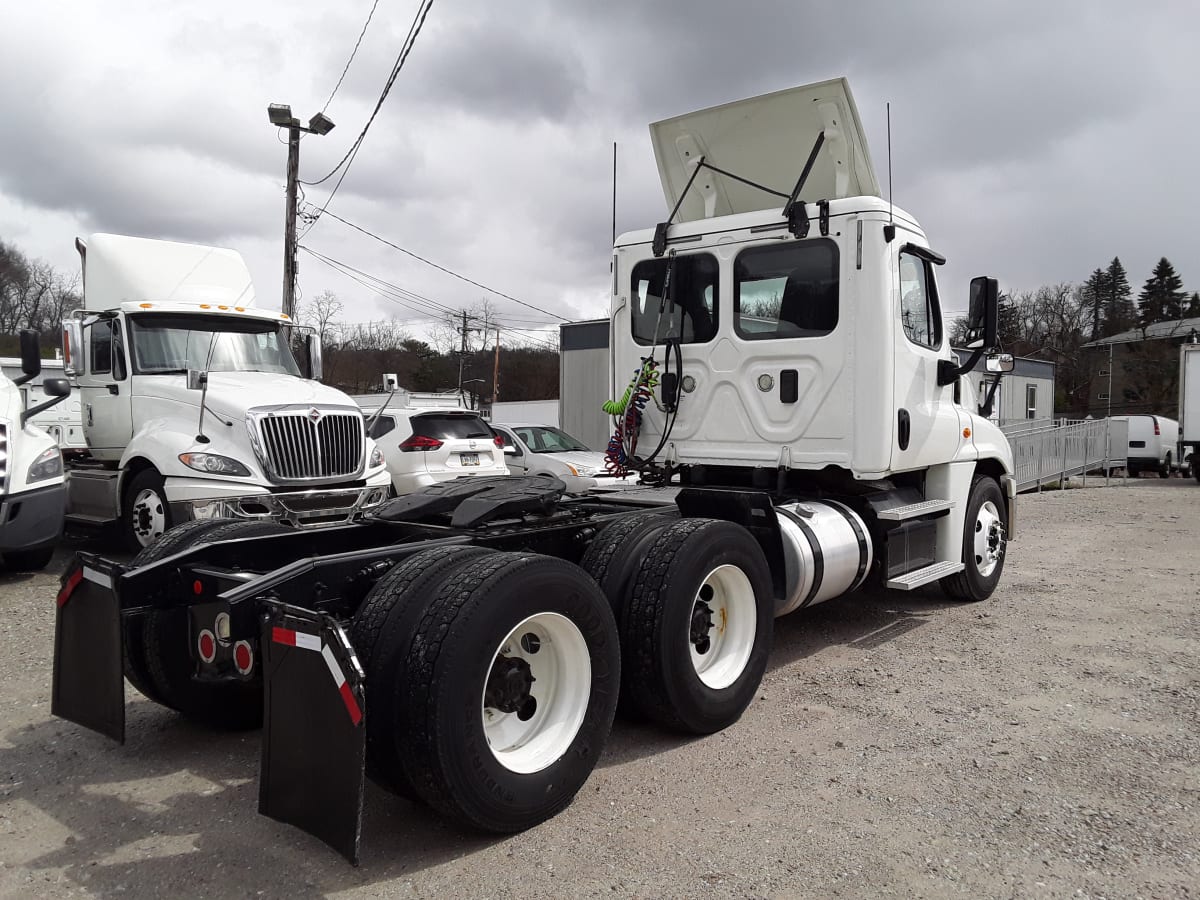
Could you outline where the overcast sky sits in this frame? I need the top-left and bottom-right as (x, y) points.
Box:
(2, 0), (1198, 342)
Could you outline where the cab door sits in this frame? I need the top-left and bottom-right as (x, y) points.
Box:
(890, 247), (964, 471)
(78, 315), (133, 457)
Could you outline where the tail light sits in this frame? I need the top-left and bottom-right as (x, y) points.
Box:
(493, 435), (504, 448)
(399, 434), (444, 452)
(1153, 419), (1160, 435)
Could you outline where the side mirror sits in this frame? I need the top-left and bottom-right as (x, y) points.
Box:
(62, 320), (83, 377)
(503, 445), (517, 456)
(42, 377), (72, 398)
(306, 333), (323, 381)
(967, 276), (999, 349)
(985, 352), (1014, 374)
(14, 330), (41, 385)
(186, 369), (208, 391)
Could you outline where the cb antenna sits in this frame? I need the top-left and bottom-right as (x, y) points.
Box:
(884, 102), (896, 243)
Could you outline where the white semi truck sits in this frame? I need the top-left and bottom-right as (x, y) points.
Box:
(61, 234), (392, 548)
(0, 332), (71, 570)
(53, 79), (1015, 863)
(1180, 341), (1200, 482)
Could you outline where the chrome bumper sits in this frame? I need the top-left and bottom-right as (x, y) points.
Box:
(172, 485), (390, 529)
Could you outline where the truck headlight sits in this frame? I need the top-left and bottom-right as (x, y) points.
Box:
(27, 447), (64, 483)
(370, 446), (384, 468)
(178, 452), (252, 477)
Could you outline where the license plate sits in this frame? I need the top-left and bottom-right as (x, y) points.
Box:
(460, 452), (480, 466)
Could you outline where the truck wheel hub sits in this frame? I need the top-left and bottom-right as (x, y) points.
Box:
(484, 655), (536, 715)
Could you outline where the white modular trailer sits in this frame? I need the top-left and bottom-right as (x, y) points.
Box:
(63, 234), (392, 548)
(1180, 343), (1200, 481)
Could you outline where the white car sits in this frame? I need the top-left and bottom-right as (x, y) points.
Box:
(363, 406), (508, 495)
(491, 423), (628, 484)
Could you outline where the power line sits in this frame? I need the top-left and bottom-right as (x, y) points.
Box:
(321, 0), (382, 114)
(299, 246), (560, 351)
(315, 208), (567, 321)
(302, 0), (432, 189)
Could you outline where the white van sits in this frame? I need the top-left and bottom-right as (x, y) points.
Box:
(1114, 414), (1180, 477)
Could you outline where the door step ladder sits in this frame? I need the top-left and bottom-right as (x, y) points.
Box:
(876, 499), (953, 521)
(886, 560), (964, 590)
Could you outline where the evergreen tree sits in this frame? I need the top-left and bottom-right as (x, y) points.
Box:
(996, 290), (1020, 347)
(1137, 257), (1186, 325)
(1102, 257), (1135, 336)
(1186, 291), (1200, 318)
(1081, 267), (1108, 340)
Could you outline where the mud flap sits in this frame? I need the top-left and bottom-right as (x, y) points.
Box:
(258, 601), (366, 865)
(51, 555), (127, 743)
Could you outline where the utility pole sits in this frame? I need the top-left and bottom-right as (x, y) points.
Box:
(492, 328), (501, 405)
(267, 104), (335, 320)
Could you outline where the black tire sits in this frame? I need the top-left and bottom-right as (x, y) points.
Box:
(142, 519), (292, 729)
(1159, 453), (1171, 479)
(941, 476), (1007, 602)
(349, 544), (495, 798)
(1192, 455), (1200, 484)
(578, 511), (676, 620)
(2, 545), (55, 571)
(622, 518), (773, 734)
(397, 553), (620, 833)
(122, 468), (172, 551)
(123, 518), (250, 706)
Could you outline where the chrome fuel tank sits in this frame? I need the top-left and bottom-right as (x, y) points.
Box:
(774, 500), (872, 616)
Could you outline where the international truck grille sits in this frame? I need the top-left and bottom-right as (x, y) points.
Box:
(253, 411), (364, 482)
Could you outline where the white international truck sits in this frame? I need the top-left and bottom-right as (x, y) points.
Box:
(1180, 341), (1200, 482)
(61, 233), (392, 548)
(0, 332), (71, 570)
(53, 79), (1014, 863)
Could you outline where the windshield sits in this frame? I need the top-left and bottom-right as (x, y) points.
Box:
(128, 314), (301, 376)
(514, 426), (590, 453)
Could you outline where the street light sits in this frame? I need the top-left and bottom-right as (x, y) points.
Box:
(268, 103), (335, 320)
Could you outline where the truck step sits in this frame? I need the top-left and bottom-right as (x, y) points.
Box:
(876, 498), (953, 521)
(886, 560), (964, 590)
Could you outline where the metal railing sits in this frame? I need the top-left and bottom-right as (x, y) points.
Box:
(1009, 418), (1127, 492)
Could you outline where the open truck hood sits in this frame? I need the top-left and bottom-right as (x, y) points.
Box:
(650, 77), (880, 223)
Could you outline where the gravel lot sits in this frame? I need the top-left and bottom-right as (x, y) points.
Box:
(2, 479), (1197, 899)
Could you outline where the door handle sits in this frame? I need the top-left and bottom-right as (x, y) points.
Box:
(107, 384), (120, 395)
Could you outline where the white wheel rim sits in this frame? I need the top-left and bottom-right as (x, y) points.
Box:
(132, 488), (167, 546)
(688, 564), (756, 690)
(481, 612), (591, 775)
(973, 500), (1004, 578)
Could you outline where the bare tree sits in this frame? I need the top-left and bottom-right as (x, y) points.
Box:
(298, 289), (344, 344)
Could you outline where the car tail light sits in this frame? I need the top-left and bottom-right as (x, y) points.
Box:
(493, 435), (504, 448)
(1153, 419), (1160, 435)
(399, 434), (444, 452)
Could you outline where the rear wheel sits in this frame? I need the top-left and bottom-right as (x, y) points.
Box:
(622, 519), (773, 734)
(942, 475), (1007, 602)
(397, 553), (619, 832)
(349, 545), (494, 798)
(141, 519), (292, 729)
(124, 518), (250, 705)
(1192, 454), (1200, 483)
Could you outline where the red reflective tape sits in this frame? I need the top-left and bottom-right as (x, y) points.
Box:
(57, 568), (83, 608)
(271, 626), (296, 646)
(338, 681), (362, 726)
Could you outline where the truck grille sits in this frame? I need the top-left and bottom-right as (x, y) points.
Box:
(251, 408), (364, 483)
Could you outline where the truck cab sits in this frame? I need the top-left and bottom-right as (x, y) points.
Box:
(0, 332), (71, 570)
(609, 79), (1015, 591)
(63, 234), (391, 548)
